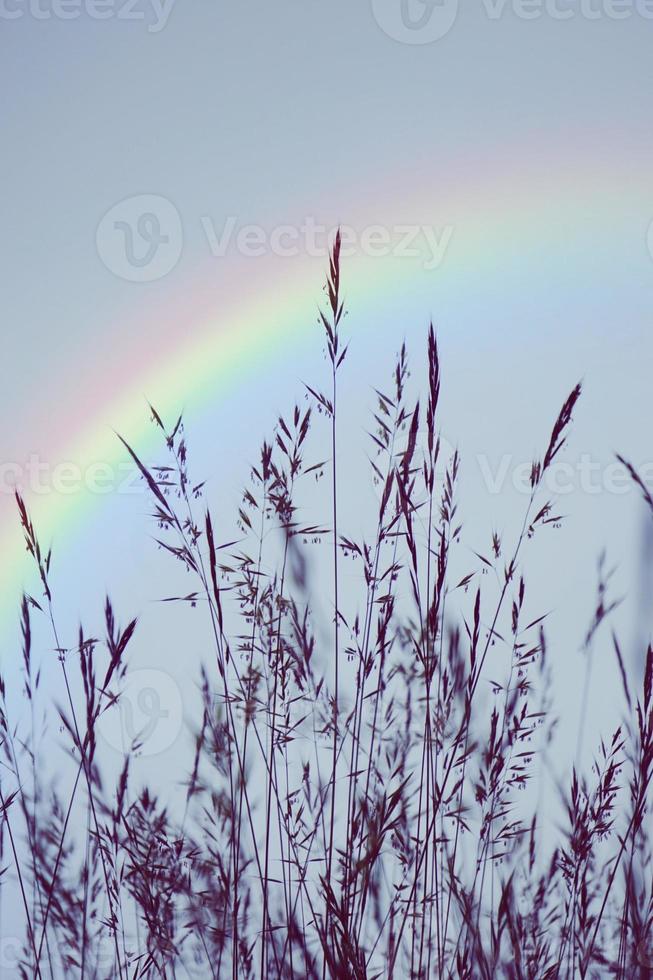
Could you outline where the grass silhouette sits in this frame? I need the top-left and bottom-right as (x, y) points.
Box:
(4, 238), (653, 978)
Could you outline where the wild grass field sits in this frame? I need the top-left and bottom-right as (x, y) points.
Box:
(3, 236), (653, 978)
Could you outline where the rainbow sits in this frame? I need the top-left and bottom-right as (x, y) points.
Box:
(1, 150), (648, 638)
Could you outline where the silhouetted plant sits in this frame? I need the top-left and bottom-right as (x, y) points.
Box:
(3, 241), (653, 978)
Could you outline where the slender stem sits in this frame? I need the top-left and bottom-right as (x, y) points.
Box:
(325, 361), (340, 961)
(0, 787), (42, 979)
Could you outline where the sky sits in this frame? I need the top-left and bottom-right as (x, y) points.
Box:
(1, 5), (653, 928)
